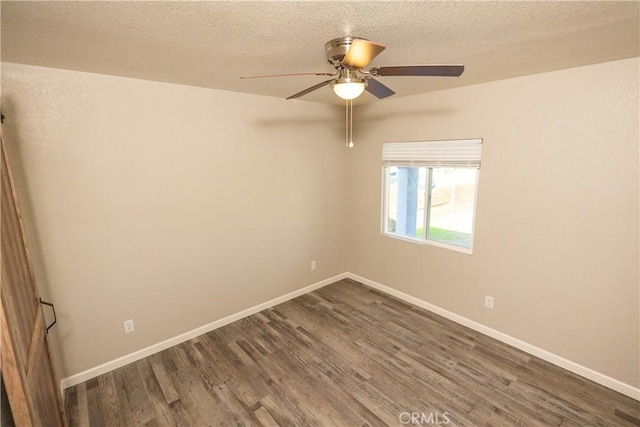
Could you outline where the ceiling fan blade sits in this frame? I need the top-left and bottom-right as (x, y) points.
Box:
(365, 78), (395, 99)
(286, 79), (334, 99)
(240, 72), (335, 79)
(342, 39), (386, 69)
(372, 65), (464, 77)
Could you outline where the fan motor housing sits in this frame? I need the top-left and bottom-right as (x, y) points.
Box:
(325, 36), (364, 68)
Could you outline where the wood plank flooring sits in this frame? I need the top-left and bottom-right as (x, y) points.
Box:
(65, 279), (640, 426)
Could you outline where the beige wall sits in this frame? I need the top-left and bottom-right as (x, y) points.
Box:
(347, 58), (640, 387)
(1, 63), (346, 378)
(2, 58), (638, 390)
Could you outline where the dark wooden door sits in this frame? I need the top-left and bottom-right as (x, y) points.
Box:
(1, 134), (65, 426)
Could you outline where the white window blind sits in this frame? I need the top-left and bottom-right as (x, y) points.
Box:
(382, 139), (483, 168)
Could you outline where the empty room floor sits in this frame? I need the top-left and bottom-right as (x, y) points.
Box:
(64, 279), (640, 426)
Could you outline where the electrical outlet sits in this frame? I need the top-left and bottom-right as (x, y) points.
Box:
(123, 319), (135, 333)
(484, 296), (494, 310)
(311, 260), (317, 270)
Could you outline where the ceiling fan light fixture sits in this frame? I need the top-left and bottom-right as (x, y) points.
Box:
(331, 78), (366, 100)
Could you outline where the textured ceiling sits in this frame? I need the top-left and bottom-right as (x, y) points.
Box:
(1, 1), (639, 105)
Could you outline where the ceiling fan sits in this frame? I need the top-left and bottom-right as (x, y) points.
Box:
(240, 36), (465, 100)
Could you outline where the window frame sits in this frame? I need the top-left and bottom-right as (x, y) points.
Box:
(381, 164), (480, 255)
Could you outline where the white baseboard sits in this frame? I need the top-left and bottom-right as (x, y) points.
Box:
(347, 272), (640, 401)
(60, 272), (347, 391)
(60, 270), (639, 402)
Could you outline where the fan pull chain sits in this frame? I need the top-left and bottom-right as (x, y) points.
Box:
(345, 99), (348, 147)
(349, 99), (354, 148)
(346, 99), (354, 148)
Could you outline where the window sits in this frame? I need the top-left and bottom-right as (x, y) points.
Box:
(382, 139), (482, 252)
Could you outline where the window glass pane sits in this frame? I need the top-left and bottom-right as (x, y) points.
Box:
(386, 166), (426, 239)
(427, 168), (477, 248)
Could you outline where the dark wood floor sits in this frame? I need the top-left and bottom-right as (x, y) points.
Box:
(65, 279), (640, 426)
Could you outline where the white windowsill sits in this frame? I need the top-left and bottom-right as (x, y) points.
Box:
(382, 231), (474, 255)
